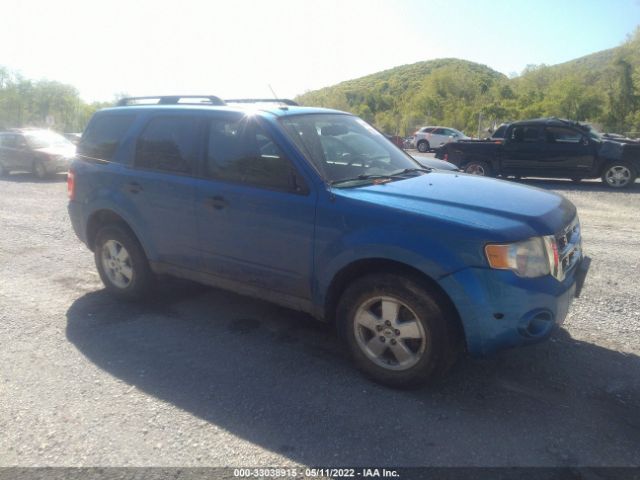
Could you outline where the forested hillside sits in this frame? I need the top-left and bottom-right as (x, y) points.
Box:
(296, 28), (640, 137)
(1, 28), (639, 136)
(0, 68), (112, 132)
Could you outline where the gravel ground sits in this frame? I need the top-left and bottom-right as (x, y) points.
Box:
(0, 170), (639, 468)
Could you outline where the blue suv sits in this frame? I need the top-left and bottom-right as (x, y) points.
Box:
(68, 96), (589, 387)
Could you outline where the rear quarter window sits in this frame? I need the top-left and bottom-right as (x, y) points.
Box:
(78, 113), (136, 161)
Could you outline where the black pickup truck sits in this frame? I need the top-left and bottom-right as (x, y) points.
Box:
(436, 118), (640, 188)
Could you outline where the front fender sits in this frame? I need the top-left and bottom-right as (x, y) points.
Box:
(314, 225), (468, 308)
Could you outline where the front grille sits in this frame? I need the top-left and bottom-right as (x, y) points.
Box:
(554, 216), (582, 281)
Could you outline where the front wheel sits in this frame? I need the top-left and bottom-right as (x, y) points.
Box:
(601, 162), (636, 188)
(337, 274), (459, 388)
(94, 224), (155, 299)
(417, 140), (430, 153)
(463, 161), (491, 176)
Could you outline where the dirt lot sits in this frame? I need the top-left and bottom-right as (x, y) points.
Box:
(0, 171), (639, 467)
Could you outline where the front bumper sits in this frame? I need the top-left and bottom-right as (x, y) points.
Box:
(439, 257), (589, 356)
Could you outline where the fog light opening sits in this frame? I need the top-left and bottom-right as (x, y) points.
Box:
(518, 309), (554, 338)
(526, 312), (553, 336)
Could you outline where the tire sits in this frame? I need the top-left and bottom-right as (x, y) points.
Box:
(463, 160), (491, 176)
(33, 160), (47, 179)
(94, 224), (155, 299)
(337, 273), (460, 388)
(417, 140), (430, 153)
(601, 162), (636, 189)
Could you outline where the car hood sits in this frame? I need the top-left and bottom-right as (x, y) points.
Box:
(35, 145), (76, 157)
(333, 171), (576, 240)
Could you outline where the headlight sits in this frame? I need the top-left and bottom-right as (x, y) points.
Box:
(485, 236), (557, 278)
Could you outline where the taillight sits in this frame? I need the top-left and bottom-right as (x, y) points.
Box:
(444, 153), (449, 161)
(67, 169), (75, 200)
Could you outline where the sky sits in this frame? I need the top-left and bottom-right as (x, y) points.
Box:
(1, 0), (639, 103)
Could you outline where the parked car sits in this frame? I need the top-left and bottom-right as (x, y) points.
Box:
(411, 126), (470, 152)
(0, 129), (76, 178)
(436, 118), (640, 188)
(68, 96), (589, 387)
(384, 134), (405, 149)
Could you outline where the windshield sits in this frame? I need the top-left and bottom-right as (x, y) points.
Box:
(25, 131), (73, 149)
(280, 114), (422, 186)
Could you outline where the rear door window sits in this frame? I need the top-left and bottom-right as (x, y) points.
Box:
(135, 116), (200, 174)
(545, 127), (583, 143)
(79, 114), (136, 161)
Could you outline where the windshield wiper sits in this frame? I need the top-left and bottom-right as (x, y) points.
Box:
(330, 168), (433, 187)
(389, 167), (432, 176)
(330, 174), (394, 187)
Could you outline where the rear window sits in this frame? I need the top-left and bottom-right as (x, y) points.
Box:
(492, 125), (507, 138)
(78, 114), (136, 161)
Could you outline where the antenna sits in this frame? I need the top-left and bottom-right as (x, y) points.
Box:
(268, 84), (287, 109)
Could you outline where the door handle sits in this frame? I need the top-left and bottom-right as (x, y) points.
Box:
(205, 195), (228, 210)
(125, 181), (143, 194)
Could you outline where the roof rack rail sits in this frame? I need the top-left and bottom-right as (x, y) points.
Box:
(225, 98), (299, 106)
(116, 95), (226, 106)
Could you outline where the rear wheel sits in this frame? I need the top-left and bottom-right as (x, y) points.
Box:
(94, 224), (155, 299)
(338, 274), (459, 388)
(601, 162), (636, 189)
(463, 160), (491, 176)
(417, 140), (430, 153)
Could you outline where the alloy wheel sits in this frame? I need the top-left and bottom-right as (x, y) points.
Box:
(101, 240), (134, 289)
(465, 163), (486, 175)
(605, 165), (632, 187)
(353, 296), (427, 371)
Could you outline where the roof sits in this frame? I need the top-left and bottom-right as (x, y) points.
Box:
(509, 117), (588, 128)
(97, 104), (347, 118)
(104, 96), (347, 118)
